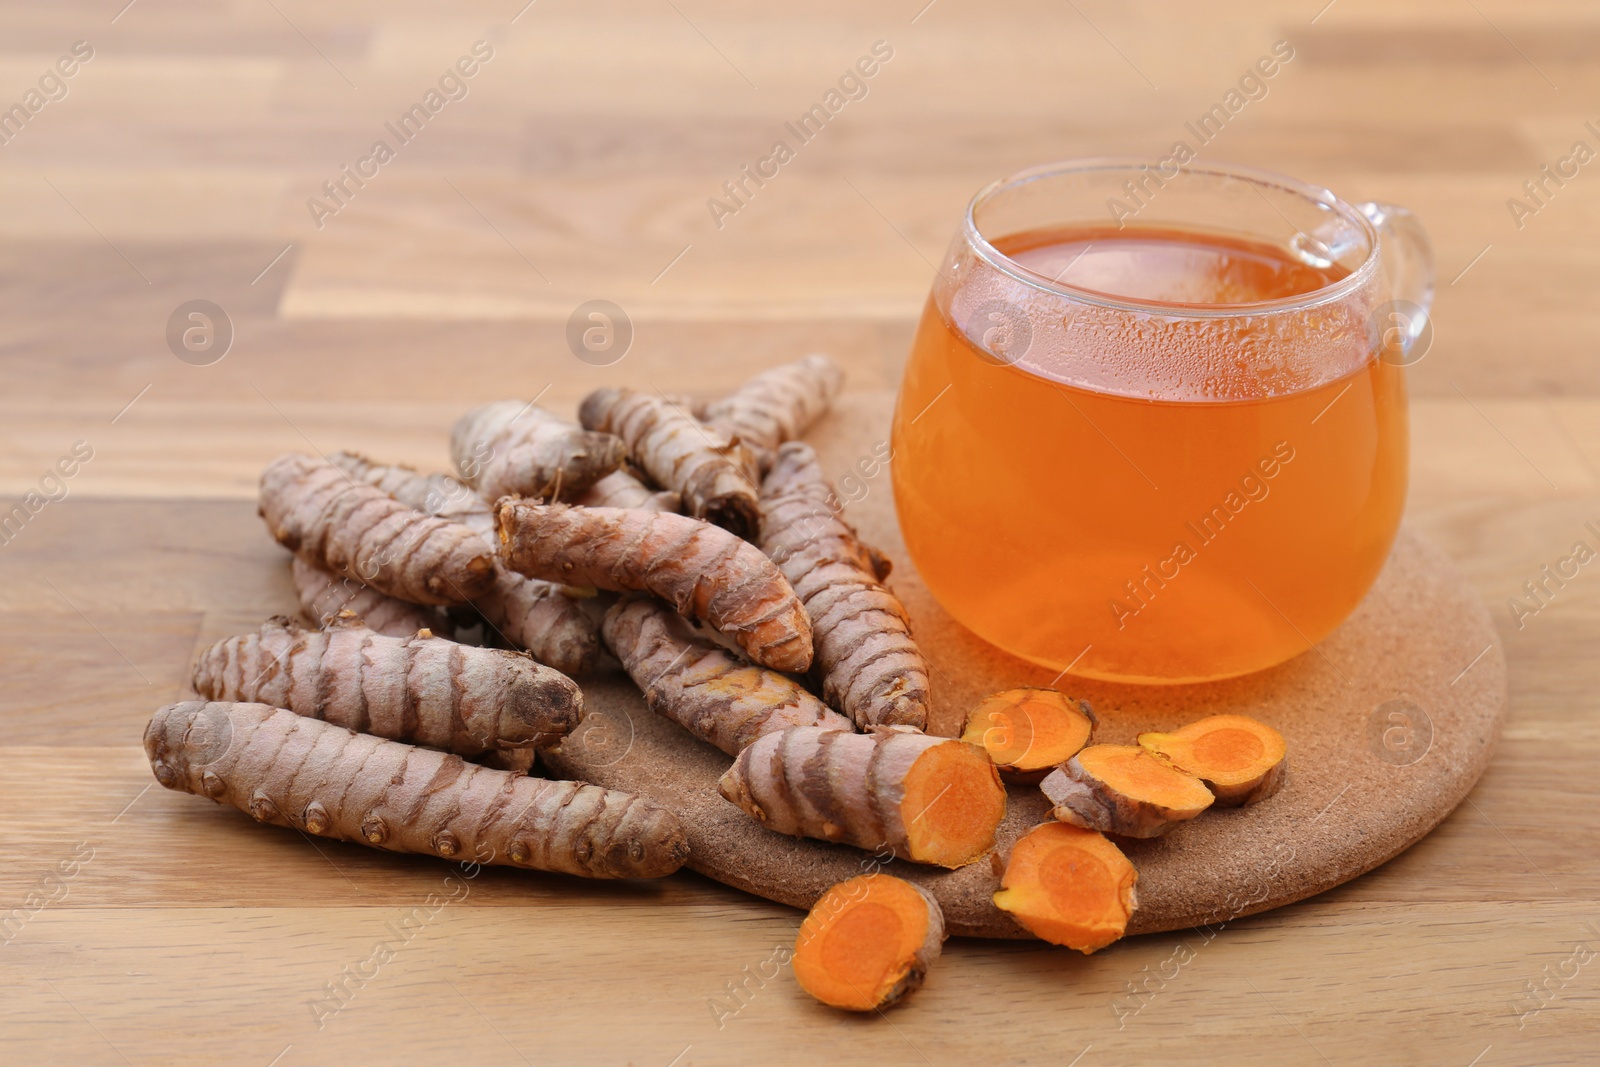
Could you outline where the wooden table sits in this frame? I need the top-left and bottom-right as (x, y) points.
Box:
(2, 2), (1595, 1064)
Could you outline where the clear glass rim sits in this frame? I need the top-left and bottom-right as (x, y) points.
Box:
(962, 157), (1381, 318)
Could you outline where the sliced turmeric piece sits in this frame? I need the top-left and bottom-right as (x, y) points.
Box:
(1041, 744), (1214, 838)
(992, 822), (1138, 953)
(718, 726), (1006, 868)
(961, 688), (1096, 782)
(793, 873), (945, 1012)
(1138, 714), (1288, 806)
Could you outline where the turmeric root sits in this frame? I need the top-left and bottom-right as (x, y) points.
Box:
(477, 746), (537, 775)
(326, 451), (601, 675)
(472, 576), (601, 677)
(602, 598), (850, 755)
(191, 615), (582, 755)
(146, 701), (688, 879)
(575, 467), (681, 513)
(496, 501), (812, 672)
(331, 451), (494, 534)
(451, 400), (626, 502)
(578, 387), (761, 539)
(1138, 714), (1287, 806)
(718, 726), (1005, 868)
(260, 453), (496, 606)
(1041, 745), (1215, 838)
(700, 353), (845, 473)
(760, 441), (927, 729)
(793, 873), (944, 1012)
(992, 822), (1138, 952)
(290, 556), (448, 639)
(961, 688), (1096, 782)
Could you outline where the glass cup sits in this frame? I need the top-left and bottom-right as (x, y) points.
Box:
(890, 159), (1434, 683)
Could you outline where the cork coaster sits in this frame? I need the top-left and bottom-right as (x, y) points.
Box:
(542, 392), (1508, 939)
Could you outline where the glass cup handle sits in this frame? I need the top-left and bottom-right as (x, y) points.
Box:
(1358, 201), (1436, 357)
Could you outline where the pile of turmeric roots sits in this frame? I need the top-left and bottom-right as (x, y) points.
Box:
(143, 354), (1289, 1014)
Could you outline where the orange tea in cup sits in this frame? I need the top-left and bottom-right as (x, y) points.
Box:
(891, 161), (1433, 683)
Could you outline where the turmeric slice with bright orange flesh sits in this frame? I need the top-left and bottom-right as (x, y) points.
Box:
(992, 822), (1137, 953)
(1138, 713), (1288, 806)
(961, 688), (1096, 782)
(1041, 744), (1214, 838)
(718, 726), (1006, 868)
(793, 873), (945, 1012)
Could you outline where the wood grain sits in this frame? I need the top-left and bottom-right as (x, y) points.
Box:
(2, 1), (1596, 1065)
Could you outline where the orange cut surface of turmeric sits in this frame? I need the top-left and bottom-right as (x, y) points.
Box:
(793, 873), (944, 1011)
(992, 822), (1137, 953)
(1138, 713), (1287, 806)
(961, 688), (1095, 780)
(1041, 744), (1215, 838)
(718, 727), (1005, 868)
(898, 736), (1009, 867)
